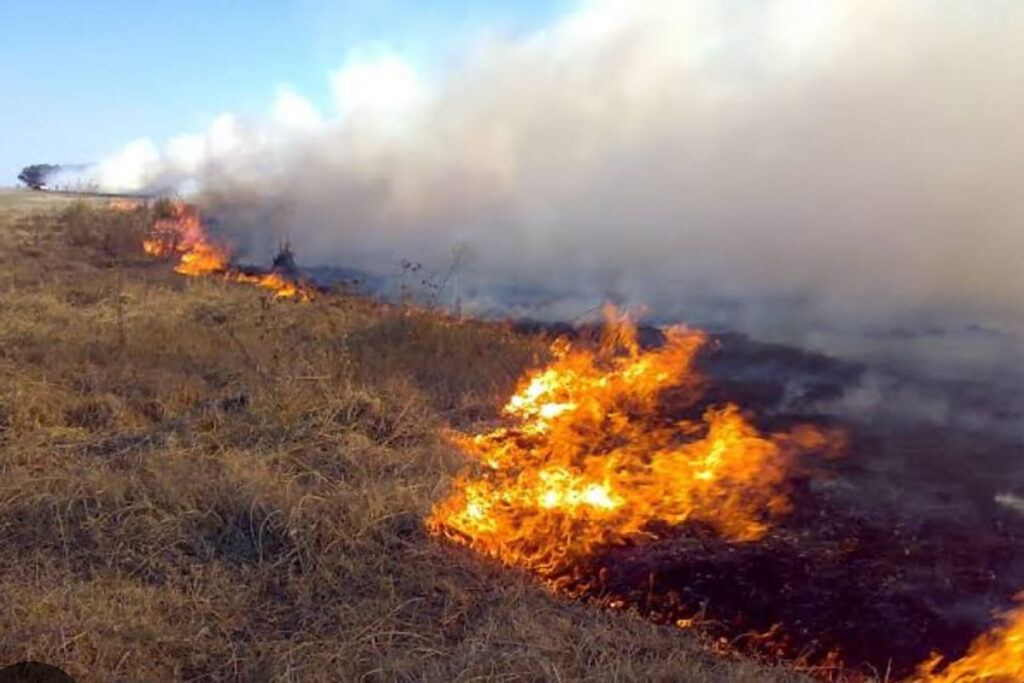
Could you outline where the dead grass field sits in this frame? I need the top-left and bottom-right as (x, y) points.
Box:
(0, 188), (109, 217)
(0, 190), (807, 681)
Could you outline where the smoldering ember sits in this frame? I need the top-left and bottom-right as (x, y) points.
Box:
(3, 2), (1024, 682)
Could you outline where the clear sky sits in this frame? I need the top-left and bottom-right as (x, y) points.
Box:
(0, 0), (563, 185)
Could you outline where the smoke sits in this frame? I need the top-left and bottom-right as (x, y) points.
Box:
(74, 0), (1024, 347)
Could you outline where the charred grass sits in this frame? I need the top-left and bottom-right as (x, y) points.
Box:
(0, 201), (807, 681)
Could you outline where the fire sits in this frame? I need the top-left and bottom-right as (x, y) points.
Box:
(428, 307), (839, 579)
(914, 596), (1024, 682)
(142, 201), (311, 300)
(143, 202), (206, 260)
(131, 197), (1021, 679)
(234, 271), (305, 300)
(427, 306), (1024, 680)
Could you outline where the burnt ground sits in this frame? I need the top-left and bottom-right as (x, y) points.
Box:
(570, 476), (1024, 679)
(180, 247), (1024, 679)
(512, 322), (1024, 679)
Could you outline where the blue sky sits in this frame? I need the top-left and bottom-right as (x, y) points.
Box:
(0, 0), (564, 185)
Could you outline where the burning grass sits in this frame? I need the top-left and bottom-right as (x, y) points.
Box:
(0, 195), (1021, 681)
(915, 597), (1024, 682)
(428, 307), (842, 574)
(427, 312), (1024, 680)
(0, 196), (805, 681)
(141, 200), (315, 300)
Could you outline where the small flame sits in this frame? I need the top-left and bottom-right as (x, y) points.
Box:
(914, 595), (1024, 682)
(428, 306), (841, 577)
(175, 241), (230, 277)
(233, 271), (307, 300)
(142, 201), (311, 300)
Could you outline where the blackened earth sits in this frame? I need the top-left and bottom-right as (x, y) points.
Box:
(508, 323), (1024, 679)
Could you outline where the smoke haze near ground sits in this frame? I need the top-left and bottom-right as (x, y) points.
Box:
(71, 1), (1024, 351)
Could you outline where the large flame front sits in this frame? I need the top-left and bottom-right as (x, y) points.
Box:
(143, 201), (311, 300)
(428, 308), (837, 578)
(915, 596), (1024, 682)
(428, 309), (1024, 681)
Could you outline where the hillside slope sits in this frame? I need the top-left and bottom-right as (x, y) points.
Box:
(0, 195), (803, 681)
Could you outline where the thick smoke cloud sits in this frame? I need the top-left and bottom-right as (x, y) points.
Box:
(78, 1), (1024, 351)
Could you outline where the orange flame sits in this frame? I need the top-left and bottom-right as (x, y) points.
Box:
(142, 201), (311, 300)
(914, 596), (1024, 682)
(428, 306), (840, 578)
(427, 307), (1023, 681)
(233, 271), (307, 300)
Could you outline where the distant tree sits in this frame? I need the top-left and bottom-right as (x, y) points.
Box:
(17, 164), (61, 190)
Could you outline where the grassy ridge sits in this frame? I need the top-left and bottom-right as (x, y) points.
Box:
(0, 194), (802, 681)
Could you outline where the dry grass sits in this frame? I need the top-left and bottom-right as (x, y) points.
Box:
(0, 188), (109, 219)
(0, 193), (808, 681)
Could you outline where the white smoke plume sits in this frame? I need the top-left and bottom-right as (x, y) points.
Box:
(74, 0), (1024, 350)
